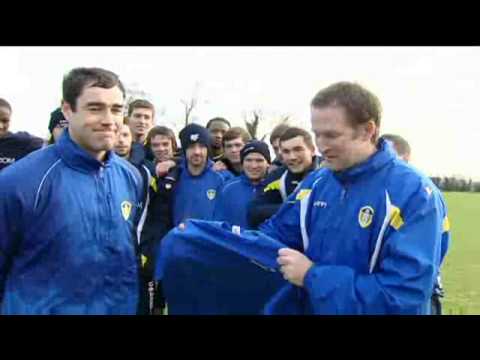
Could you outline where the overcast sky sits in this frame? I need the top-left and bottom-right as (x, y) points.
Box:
(1, 46), (479, 180)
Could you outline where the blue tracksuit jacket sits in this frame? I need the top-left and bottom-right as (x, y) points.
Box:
(0, 131), (143, 314)
(214, 173), (263, 229)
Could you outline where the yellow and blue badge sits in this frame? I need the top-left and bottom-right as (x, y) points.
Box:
(358, 206), (374, 228)
(121, 201), (132, 221)
(206, 189), (216, 200)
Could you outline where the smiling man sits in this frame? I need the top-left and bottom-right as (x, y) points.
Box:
(0, 67), (144, 315)
(262, 81), (451, 314)
(247, 127), (322, 229)
(214, 140), (271, 229)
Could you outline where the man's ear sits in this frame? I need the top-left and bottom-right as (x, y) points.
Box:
(61, 101), (73, 121)
(363, 120), (377, 142)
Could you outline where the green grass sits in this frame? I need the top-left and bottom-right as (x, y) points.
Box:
(442, 192), (480, 315)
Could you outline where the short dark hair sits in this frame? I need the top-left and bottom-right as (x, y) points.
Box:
(269, 123), (290, 145)
(62, 67), (125, 112)
(279, 127), (315, 151)
(145, 125), (178, 153)
(206, 117), (231, 129)
(222, 127), (251, 145)
(311, 82), (382, 142)
(128, 99), (155, 118)
(0, 98), (12, 112)
(382, 134), (411, 157)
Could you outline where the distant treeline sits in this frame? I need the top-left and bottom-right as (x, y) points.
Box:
(430, 176), (480, 192)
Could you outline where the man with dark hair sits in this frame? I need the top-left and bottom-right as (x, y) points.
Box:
(0, 67), (143, 314)
(146, 126), (178, 163)
(269, 123), (290, 171)
(48, 107), (69, 144)
(128, 99), (155, 144)
(147, 125), (182, 178)
(215, 140), (271, 229)
(382, 133), (411, 162)
(0, 98), (44, 171)
(213, 127), (251, 176)
(248, 127), (322, 229)
(206, 117), (231, 161)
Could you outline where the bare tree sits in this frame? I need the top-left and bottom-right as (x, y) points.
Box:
(181, 81), (202, 127)
(181, 97), (197, 127)
(243, 110), (262, 140)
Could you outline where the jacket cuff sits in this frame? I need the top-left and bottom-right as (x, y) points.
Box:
(303, 264), (318, 292)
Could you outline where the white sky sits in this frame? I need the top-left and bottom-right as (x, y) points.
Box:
(1, 46), (479, 180)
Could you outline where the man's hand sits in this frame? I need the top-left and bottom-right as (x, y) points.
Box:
(212, 161), (227, 172)
(156, 160), (176, 177)
(277, 248), (314, 287)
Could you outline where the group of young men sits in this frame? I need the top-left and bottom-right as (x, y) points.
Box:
(0, 67), (450, 315)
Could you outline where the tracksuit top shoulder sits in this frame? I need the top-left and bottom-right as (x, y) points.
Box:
(214, 173), (264, 229)
(172, 159), (233, 226)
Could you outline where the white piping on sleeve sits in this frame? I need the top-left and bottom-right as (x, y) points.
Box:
(279, 170), (288, 202)
(300, 193), (311, 251)
(369, 190), (394, 274)
(299, 176), (323, 252)
(136, 165), (152, 245)
(34, 159), (62, 211)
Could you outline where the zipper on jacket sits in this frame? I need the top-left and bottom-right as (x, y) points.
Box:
(340, 186), (348, 202)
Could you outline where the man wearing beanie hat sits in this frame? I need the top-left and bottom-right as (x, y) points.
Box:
(156, 123), (233, 228)
(48, 107), (69, 144)
(214, 140), (271, 229)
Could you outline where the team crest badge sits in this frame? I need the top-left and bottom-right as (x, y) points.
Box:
(358, 206), (374, 228)
(190, 133), (199, 141)
(206, 189), (216, 200)
(121, 201), (132, 221)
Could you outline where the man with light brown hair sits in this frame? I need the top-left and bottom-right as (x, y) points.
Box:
(213, 127), (251, 176)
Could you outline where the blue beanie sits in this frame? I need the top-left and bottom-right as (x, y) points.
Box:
(179, 123), (211, 153)
(240, 140), (271, 164)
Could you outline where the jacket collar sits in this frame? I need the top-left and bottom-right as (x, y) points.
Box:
(55, 130), (116, 173)
(180, 157), (215, 178)
(333, 138), (396, 184)
(128, 142), (147, 166)
(239, 173), (265, 190)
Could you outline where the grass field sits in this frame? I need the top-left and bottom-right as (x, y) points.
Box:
(442, 192), (480, 315)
